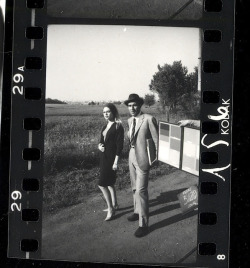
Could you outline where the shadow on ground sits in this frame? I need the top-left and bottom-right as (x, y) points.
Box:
(42, 170), (198, 264)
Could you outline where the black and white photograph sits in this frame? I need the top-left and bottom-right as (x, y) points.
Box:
(42, 25), (201, 264)
(0, 0), (237, 266)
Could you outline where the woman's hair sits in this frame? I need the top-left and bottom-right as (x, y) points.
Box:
(104, 103), (122, 127)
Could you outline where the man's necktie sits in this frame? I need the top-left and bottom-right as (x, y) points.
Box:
(130, 118), (136, 145)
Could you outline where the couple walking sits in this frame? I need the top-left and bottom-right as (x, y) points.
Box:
(98, 93), (158, 238)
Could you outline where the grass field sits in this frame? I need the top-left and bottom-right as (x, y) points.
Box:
(43, 103), (187, 213)
(47, 0), (203, 20)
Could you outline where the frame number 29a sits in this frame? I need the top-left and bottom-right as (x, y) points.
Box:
(10, 190), (22, 212)
(12, 66), (24, 95)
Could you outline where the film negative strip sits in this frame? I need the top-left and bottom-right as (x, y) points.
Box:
(5, 0), (234, 267)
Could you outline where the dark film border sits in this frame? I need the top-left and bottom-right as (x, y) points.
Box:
(7, 1), (234, 267)
(8, 0), (47, 260)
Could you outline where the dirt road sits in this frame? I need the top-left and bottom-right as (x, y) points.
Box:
(42, 170), (198, 265)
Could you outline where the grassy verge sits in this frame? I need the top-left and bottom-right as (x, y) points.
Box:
(43, 104), (185, 214)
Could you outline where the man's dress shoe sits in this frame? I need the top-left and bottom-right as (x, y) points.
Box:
(134, 227), (149, 238)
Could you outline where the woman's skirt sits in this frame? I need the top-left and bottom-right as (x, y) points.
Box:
(98, 154), (116, 187)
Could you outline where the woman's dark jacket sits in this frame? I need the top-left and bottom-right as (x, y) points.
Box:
(98, 123), (124, 186)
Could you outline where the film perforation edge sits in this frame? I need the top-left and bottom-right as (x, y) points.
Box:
(7, 0), (234, 267)
(8, 0), (47, 259)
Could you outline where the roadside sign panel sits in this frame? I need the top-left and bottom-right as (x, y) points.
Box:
(178, 186), (199, 213)
(158, 122), (182, 168)
(182, 127), (200, 176)
(158, 122), (200, 176)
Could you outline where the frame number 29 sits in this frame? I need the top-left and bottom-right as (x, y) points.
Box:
(10, 190), (22, 212)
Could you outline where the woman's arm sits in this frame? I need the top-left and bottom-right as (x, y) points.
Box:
(112, 155), (119, 170)
(98, 126), (105, 152)
(99, 126), (105, 144)
(112, 125), (124, 170)
(115, 125), (124, 156)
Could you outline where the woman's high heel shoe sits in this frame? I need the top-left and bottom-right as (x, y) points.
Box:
(104, 208), (115, 221)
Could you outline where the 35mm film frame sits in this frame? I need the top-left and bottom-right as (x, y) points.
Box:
(7, 0), (234, 267)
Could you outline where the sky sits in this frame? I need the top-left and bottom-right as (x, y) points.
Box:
(46, 25), (200, 102)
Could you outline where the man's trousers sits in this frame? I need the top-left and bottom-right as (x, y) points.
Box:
(129, 148), (149, 227)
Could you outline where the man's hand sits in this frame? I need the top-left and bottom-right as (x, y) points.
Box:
(98, 143), (105, 152)
(178, 120), (191, 127)
(178, 120), (200, 128)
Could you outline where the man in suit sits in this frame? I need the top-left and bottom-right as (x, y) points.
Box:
(124, 93), (158, 237)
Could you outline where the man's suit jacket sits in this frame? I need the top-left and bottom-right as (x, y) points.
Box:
(128, 113), (158, 171)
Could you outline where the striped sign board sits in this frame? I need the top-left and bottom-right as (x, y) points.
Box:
(182, 127), (200, 176)
(158, 122), (200, 176)
(158, 123), (182, 168)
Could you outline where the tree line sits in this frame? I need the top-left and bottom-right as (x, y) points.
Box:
(144, 60), (199, 120)
(45, 60), (199, 120)
(46, 98), (67, 104)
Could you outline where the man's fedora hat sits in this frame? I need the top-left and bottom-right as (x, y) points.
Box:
(124, 93), (144, 106)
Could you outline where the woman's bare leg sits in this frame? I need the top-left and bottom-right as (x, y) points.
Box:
(108, 185), (118, 208)
(98, 186), (114, 220)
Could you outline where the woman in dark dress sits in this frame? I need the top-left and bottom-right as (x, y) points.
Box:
(98, 103), (124, 221)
